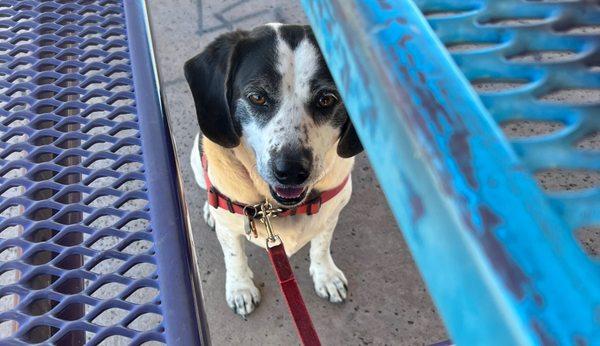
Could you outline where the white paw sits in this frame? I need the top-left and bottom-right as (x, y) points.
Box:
(226, 280), (261, 316)
(203, 202), (215, 231)
(310, 264), (348, 303)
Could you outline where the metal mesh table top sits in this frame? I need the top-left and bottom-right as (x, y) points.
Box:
(0, 0), (206, 344)
(416, 0), (599, 231)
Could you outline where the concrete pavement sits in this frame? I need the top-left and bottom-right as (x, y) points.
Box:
(148, 0), (447, 344)
(147, 0), (599, 344)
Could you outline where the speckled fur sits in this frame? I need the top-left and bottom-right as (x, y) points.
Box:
(188, 24), (356, 316)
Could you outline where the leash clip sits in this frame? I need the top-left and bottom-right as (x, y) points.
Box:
(257, 201), (282, 248)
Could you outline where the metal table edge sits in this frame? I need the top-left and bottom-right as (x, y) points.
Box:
(123, 1), (210, 344)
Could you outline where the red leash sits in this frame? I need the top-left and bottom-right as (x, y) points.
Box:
(201, 153), (348, 345)
(268, 240), (321, 345)
(258, 202), (321, 346)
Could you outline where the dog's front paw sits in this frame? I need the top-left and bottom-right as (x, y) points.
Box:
(203, 201), (215, 231)
(310, 264), (348, 303)
(226, 280), (261, 316)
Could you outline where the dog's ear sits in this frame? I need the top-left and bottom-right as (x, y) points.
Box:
(184, 31), (247, 148)
(337, 119), (363, 158)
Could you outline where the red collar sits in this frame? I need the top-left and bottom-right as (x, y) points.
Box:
(201, 153), (349, 217)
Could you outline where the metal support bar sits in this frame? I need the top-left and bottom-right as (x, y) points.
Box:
(123, 1), (210, 344)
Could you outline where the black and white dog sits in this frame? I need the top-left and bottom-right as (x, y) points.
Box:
(185, 23), (362, 316)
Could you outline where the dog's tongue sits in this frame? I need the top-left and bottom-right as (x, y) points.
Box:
(274, 186), (305, 199)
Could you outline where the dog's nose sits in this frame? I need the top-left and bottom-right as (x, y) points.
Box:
(272, 157), (310, 185)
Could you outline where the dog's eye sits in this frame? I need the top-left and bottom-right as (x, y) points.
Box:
(317, 93), (338, 108)
(248, 93), (267, 106)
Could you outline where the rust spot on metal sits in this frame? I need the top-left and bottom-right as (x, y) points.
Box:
(399, 86), (434, 143)
(377, 0), (392, 10)
(417, 71), (426, 84)
(405, 179), (425, 222)
(315, 1), (555, 322)
(395, 47), (454, 134)
(479, 206), (500, 232)
(407, 52), (415, 66)
(574, 336), (588, 346)
(461, 213), (476, 233)
(411, 194), (424, 221)
(414, 89), (445, 131)
(398, 34), (413, 47)
(458, 197), (477, 231)
(449, 131), (478, 189)
(479, 206), (529, 299)
(531, 319), (558, 346)
(379, 29), (528, 302)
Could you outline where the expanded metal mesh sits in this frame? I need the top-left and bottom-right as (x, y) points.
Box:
(0, 0), (167, 344)
(417, 0), (599, 247)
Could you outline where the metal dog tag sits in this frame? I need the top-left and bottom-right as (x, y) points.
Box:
(243, 215), (257, 240)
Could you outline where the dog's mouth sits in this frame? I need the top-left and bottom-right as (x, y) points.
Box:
(269, 185), (308, 206)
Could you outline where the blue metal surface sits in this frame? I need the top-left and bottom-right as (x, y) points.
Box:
(416, 0), (600, 231)
(0, 0), (207, 344)
(302, 1), (599, 345)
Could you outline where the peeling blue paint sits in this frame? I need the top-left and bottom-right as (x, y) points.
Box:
(303, 0), (600, 345)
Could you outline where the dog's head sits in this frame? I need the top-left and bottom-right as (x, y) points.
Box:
(185, 24), (362, 206)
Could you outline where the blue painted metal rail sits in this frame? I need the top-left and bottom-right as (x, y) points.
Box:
(302, 1), (599, 345)
(0, 0), (208, 344)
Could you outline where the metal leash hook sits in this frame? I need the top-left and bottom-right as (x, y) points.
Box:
(257, 201), (282, 248)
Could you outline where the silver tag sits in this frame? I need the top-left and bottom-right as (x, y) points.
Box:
(243, 215), (257, 240)
(243, 216), (252, 237)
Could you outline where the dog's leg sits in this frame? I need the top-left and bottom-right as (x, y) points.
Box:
(309, 217), (348, 303)
(215, 223), (261, 316)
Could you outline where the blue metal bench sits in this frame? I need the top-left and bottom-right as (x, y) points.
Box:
(0, 1), (207, 344)
(302, 0), (599, 345)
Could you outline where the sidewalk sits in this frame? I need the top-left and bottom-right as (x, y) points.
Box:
(148, 1), (447, 344)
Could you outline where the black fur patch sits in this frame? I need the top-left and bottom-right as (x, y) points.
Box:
(279, 25), (307, 50)
(229, 26), (281, 127)
(184, 30), (248, 148)
(185, 24), (363, 157)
